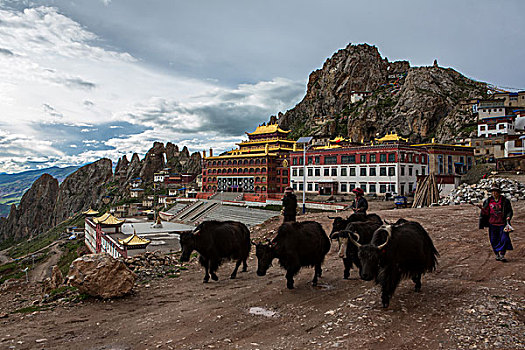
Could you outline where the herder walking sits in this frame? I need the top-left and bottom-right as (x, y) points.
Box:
(478, 185), (514, 262)
(282, 187), (297, 223)
(350, 188), (368, 216)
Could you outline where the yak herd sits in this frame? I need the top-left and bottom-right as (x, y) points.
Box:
(179, 212), (439, 308)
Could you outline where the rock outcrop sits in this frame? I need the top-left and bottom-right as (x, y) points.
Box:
(186, 151), (202, 175)
(42, 265), (64, 294)
(165, 142), (180, 161)
(118, 142), (202, 185)
(0, 174), (58, 241)
(276, 43), (487, 143)
(114, 155), (129, 183)
(127, 153), (142, 180)
(53, 159), (113, 225)
(67, 253), (136, 298)
(139, 142), (166, 182)
(0, 159), (113, 243)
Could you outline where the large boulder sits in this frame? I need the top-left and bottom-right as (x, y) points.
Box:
(67, 253), (136, 298)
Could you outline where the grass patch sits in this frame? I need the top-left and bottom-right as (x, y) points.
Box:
(49, 285), (77, 297)
(258, 204), (282, 212)
(0, 271), (24, 284)
(0, 261), (18, 274)
(57, 239), (86, 276)
(7, 214), (84, 259)
(0, 237), (16, 251)
(459, 123), (477, 135)
(13, 305), (49, 314)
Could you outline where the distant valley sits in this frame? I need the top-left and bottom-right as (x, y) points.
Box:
(0, 166), (80, 217)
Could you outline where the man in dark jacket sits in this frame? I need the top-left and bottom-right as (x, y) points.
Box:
(479, 185), (513, 262)
(282, 187), (298, 223)
(350, 187), (368, 215)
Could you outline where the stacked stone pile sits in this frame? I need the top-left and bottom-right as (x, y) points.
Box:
(439, 178), (525, 206)
(124, 251), (182, 280)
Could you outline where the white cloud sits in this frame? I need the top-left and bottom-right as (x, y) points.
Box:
(0, 5), (304, 173)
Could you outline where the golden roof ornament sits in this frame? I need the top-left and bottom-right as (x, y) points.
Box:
(119, 229), (151, 246)
(93, 213), (125, 225)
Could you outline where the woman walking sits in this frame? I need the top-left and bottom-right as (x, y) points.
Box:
(479, 185), (513, 262)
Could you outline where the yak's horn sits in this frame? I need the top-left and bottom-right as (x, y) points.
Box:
(376, 225), (392, 250)
(343, 230), (361, 248)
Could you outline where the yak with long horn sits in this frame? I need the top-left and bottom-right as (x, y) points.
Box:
(349, 220), (439, 308)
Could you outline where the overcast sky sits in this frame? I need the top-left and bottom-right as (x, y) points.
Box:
(0, 0), (523, 173)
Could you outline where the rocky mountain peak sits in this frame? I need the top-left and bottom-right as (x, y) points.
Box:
(53, 158), (113, 225)
(0, 173), (59, 241)
(276, 43), (486, 142)
(139, 142), (166, 182)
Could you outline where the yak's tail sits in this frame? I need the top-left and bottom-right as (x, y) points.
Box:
(424, 230), (439, 272)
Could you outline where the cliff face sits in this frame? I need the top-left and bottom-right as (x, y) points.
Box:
(346, 66), (486, 142)
(114, 155), (129, 184)
(276, 43), (486, 142)
(0, 174), (59, 241)
(139, 142), (166, 182)
(115, 142), (202, 185)
(127, 153), (141, 180)
(53, 159), (113, 225)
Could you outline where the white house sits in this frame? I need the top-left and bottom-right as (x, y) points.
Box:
(154, 173), (167, 183)
(289, 135), (428, 196)
(478, 116), (516, 138)
(130, 188), (144, 198)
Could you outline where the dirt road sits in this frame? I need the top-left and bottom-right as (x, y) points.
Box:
(29, 243), (61, 283)
(0, 203), (524, 349)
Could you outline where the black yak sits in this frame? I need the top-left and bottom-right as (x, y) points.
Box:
(179, 220), (250, 283)
(347, 220), (439, 308)
(329, 213), (383, 236)
(330, 220), (382, 279)
(255, 221), (330, 289)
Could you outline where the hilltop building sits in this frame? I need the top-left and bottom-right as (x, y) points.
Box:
(477, 99), (518, 138)
(201, 123), (296, 195)
(350, 91), (372, 104)
(491, 91), (525, 108)
(84, 213), (127, 258)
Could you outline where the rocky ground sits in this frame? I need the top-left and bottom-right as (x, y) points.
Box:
(0, 202), (524, 350)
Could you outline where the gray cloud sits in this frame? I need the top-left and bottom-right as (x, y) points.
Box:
(42, 104), (63, 118)
(32, 0), (525, 89)
(0, 47), (13, 56)
(64, 77), (96, 90)
(122, 78), (305, 137)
